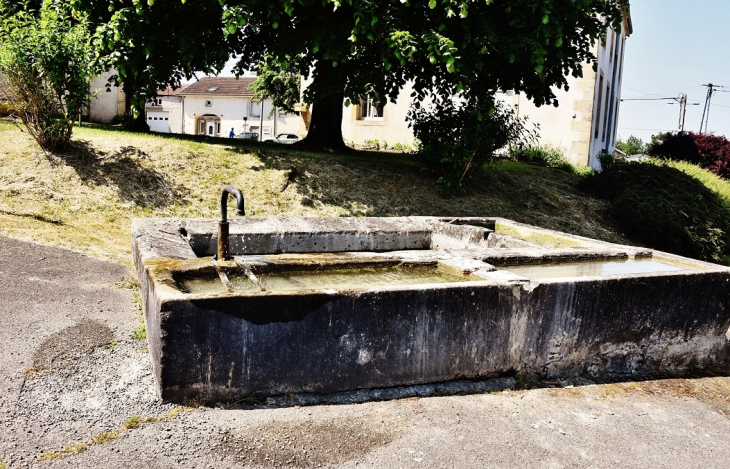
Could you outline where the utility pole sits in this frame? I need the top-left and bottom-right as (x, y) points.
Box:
(678, 93), (687, 132)
(700, 83), (725, 134)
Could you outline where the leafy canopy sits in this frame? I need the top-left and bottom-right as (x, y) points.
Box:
(249, 55), (301, 115)
(74, 0), (625, 119)
(222, 0), (626, 107)
(71, 0), (241, 118)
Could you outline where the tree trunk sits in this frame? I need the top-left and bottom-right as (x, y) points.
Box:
(123, 93), (150, 132)
(295, 90), (348, 152)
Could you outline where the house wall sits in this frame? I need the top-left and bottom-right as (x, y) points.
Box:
(89, 70), (123, 124)
(512, 21), (629, 169)
(180, 96), (300, 138)
(340, 82), (417, 147)
(145, 96), (183, 134)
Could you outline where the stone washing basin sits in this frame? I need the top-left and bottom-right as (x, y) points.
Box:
(132, 217), (730, 403)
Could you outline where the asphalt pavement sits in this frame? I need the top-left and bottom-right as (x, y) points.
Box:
(1, 235), (729, 468)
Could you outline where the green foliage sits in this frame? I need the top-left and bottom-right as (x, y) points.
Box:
(615, 135), (646, 156)
(409, 98), (536, 189)
(509, 144), (566, 167)
(72, 0), (236, 120)
(130, 321), (146, 341)
(0, 0), (94, 152)
(582, 159), (730, 263)
(78, 0), (624, 147)
(250, 54), (301, 115)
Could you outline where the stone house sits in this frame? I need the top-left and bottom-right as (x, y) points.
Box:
(317, 10), (632, 168)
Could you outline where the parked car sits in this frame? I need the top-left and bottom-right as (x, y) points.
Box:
(235, 132), (259, 141)
(262, 133), (300, 144)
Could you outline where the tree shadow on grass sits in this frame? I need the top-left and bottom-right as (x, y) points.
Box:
(62, 140), (186, 209)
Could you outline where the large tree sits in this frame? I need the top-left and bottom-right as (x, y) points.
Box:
(221, 0), (626, 150)
(76, 0), (626, 149)
(71, 0), (241, 129)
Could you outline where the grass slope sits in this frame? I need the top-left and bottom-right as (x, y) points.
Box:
(0, 121), (667, 264)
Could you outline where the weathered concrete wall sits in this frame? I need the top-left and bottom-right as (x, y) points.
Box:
(144, 269), (729, 403)
(132, 217), (730, 403)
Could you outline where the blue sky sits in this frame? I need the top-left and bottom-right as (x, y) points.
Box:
(617, 0), (730, 142)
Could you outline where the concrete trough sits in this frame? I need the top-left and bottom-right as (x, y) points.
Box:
(132, 217), (730, 403)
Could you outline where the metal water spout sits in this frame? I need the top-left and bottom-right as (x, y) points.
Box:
(217, 185), (245, 261)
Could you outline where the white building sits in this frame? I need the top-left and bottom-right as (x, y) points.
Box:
(316, 10), (632, 167)
(507, 14), (634, 169)
(145, 85), (184, 133)
(88, 70), (125, 124)
(173, 77), (300, 139)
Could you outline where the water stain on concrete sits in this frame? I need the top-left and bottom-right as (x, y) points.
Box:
(220, 419), (394, 467)
(32, 319), (113, 372)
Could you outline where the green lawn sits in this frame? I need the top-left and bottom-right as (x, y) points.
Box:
(2, 121), (728, 265)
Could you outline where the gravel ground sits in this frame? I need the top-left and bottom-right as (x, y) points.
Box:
(2, 235), (730, 468)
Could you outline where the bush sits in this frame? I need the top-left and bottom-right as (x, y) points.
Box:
(647, 131), (730, 180)
(508, 144), (565, 167)
(0, 1), (95, 152)
(582, 159), (730, 263)
(408, 97), (536, 189)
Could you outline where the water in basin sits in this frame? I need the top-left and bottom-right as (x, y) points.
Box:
(178, 274), (228, 294)
(504, 258), (687, 279)
(228, 264), (473, 292)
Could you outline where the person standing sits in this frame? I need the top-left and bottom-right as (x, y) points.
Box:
(229, 127), (235, 138)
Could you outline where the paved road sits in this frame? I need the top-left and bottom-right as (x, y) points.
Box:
(1, 236), (729, 468)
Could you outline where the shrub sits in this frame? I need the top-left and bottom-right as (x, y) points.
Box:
(508, 144), (566, 167)
(0, 1), (95, 152)
(408, 96), (536, 189)
(582, 159), (730, 263)
(647, 131), (730, 180)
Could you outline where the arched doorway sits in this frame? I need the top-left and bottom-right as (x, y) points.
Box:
(195, 114), (221, 137)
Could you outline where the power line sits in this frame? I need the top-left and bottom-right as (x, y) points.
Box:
(618, 127), (677, 132)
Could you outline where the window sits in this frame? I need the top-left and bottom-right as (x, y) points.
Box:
(199, 122), (205, 134)
(249, 100), (261, 117)
(165, 117), (169, 121)
(358, 96), (384, 120)
(208, 125), (214, 136)
(217, 123), (221, 134)
(148, 116), (152, 120)
(594, 74), (604, 140)
(602, 84), (610, 142)
(205, 100), (212, 107)
(207, 87), (219, 92)
(157, 98), (162, 105)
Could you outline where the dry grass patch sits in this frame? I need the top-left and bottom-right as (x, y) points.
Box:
(36, 406), (189, 462)
(0, 122), (630, 263)
(543, 377), (730, 417)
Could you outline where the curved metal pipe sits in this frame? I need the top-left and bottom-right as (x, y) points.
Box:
(220, 185), (245, 222)
(218, 186), (245, 261)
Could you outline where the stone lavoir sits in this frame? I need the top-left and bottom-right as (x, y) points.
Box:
(133, 211), (730, 403)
